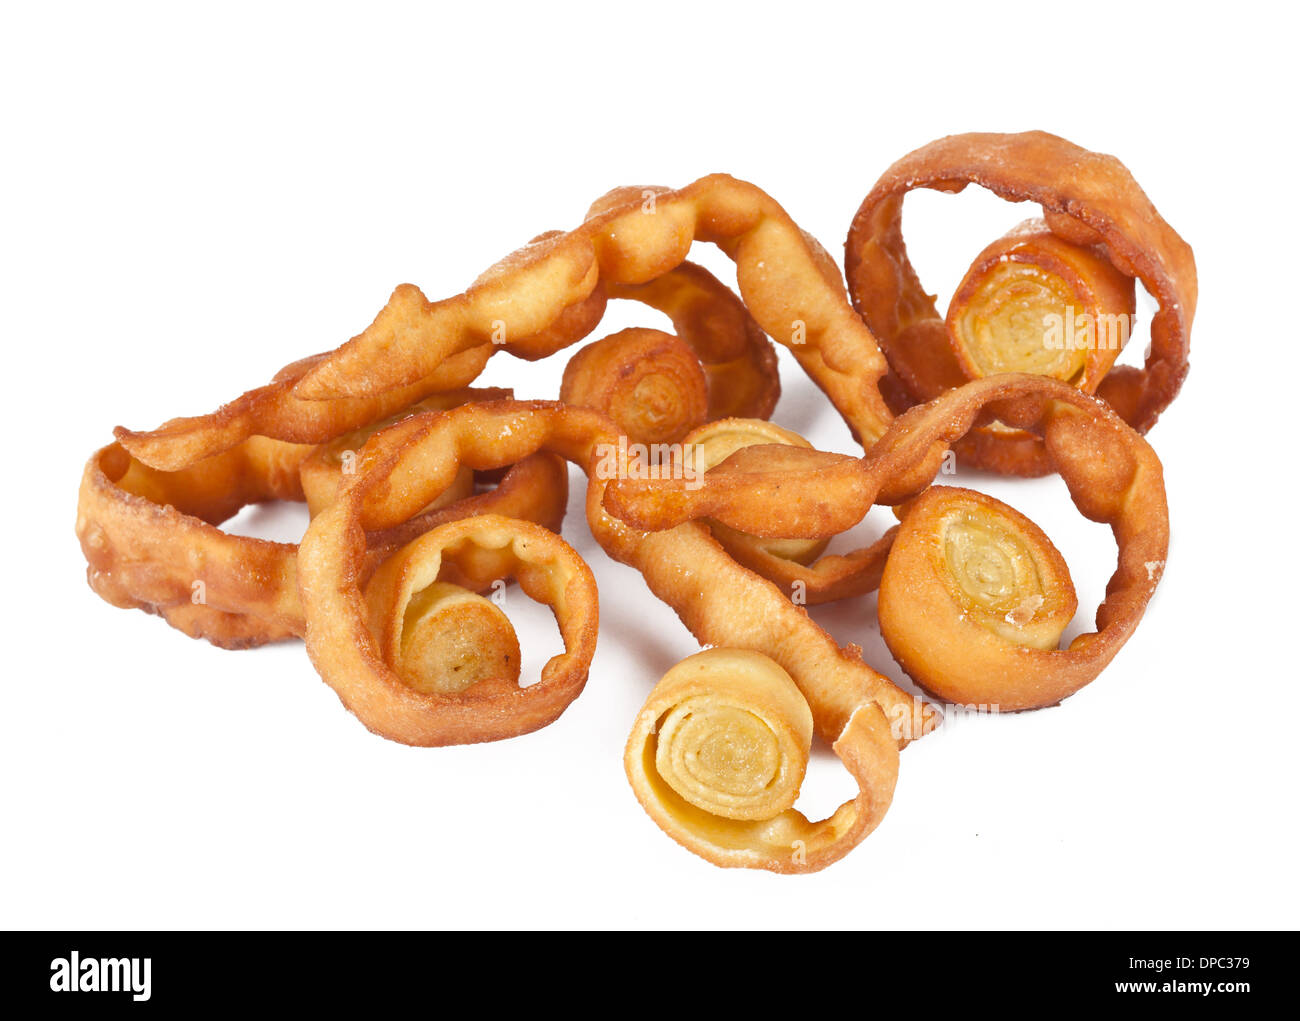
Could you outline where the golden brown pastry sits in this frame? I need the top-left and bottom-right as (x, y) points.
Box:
(298, 387), (509, 515)
(76, 158), (1189, 877)
(879, 487), (1081, 707)
(296, 398), (935, 869)
(77, 432), (570, 648)
(559, 328), (710, 446)
(119, 176), (898, 473)
(369, 581), (521, 697)
(681, 418), (897, 604)
(76, 437), (314, 648)
(947, 220), (1136, 389)
(605, 373), (1168, 710)
(625, 648), (897, 872)
(309, 513), (600, 746)
(845, 130), (1195, 474)
(605, 261), (779, 422)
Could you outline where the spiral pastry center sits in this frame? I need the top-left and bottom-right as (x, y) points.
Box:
(899, 490), (1078, 654)
(943, 517), (1042, 615)
(679, 704), (780, 794)
(654, 693), (802, 821)
(952, 262), (1088, 383)
(559, 327), (708, 447)
(397, 581), (521, 695)
(622, 373), (679, 439)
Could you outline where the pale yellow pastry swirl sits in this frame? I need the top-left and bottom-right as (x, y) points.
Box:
(387, 581), (521, 696)
(625, 648), (898, 873)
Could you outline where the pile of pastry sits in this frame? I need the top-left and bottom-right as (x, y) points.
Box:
(77, 131), (1193, 873)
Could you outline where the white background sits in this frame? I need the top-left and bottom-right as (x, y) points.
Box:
(3, 2), (1295, 930)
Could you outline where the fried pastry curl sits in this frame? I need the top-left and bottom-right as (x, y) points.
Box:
(298, 386), (511, 516)
(879, 486), (1081, 708)
(297, 398), (935, 869)
(291, 177), (887, 422)
(560, 328), (710, 446)
(349, 511), (600, 743)
(678, 418), (897, 604)
(77, 388), (569, 648)
(77, 436), (315, 648)
(603, 261), (779, 423)
(625, 648), (898, 872)
(845, 130), (1195, 474)
(118, 247), (784, 472)
(605, 374), (1169, 711)
(118, 175), (898, 473)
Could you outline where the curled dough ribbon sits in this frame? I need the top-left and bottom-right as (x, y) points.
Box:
(682, 418), (897, 604)
(291, 176), (890, 426)
(845, 130), (1195, 472)
(115, 341), (494, 473)
(313, 513), (600, 746)
(77, 425), (569, 648)
(298, 398), (930, 739)
(880, 486), (1081, 707)
(254, 176), (890, 438)
(117, 254), (784, 473)
(939, 220), (1138, 475)
(559, 260), (786, 446)
(298, 386), (510, 515)
(604, 374), (1169, 710)
(604, 261), (779, 422)
(948, 220), (1136, 389)
(560, 328), (710, 446)
(625, 648), (898, 873)
(297, 399), (934, 867)
(76, 436), (313, 648)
